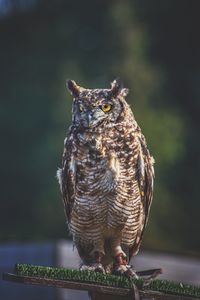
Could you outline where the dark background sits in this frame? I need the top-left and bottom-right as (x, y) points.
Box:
(0, 0), (200, 256)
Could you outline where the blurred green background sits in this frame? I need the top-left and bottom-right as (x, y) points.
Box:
(0, 0), (199, 256)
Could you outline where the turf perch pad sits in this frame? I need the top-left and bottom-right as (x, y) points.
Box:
(15, 263), (200, 298)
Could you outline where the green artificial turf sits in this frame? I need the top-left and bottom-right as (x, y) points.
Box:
(15, 263), (200, 298)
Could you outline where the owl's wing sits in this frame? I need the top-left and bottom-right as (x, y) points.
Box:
(57, 136), (76, 222)
(139, 136), (154, 230)
(130, 135), (154, 257)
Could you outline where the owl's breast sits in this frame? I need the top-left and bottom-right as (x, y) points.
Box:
(71, 129), (140, 227)
(74, 128), (139, 186)
(75, 147), (116, 197)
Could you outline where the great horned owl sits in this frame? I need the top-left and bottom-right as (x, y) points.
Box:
(57, 79), (154, 276)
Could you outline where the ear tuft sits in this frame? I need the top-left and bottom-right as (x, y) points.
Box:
(66, 79), (81, 97)
(110, 78), (123, 97)
(120, 88), (129, 97)
(110, 78), (129, 98)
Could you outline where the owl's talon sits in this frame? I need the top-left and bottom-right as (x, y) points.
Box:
(112, 264), (138, 278)
(94, 264), (105, 273)
(124, 267), (139, 279)
(112, 265), (127, 276)
(80, 263), (105, 273)
(112, 253), (138, 278)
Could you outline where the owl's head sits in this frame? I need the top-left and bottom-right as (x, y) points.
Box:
(67, 79), (130, 129)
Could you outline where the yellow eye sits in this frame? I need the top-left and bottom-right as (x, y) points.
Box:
(79, 104), (84, 112)
(101, 103), (112, 112)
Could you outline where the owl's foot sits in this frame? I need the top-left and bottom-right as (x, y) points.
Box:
(113, 264), (138, 278)
(80, 263), (105, 273)
(112, 253), (138, 278)
(80, 251), (105, 273)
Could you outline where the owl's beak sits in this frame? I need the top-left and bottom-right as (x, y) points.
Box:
(83, 110), (104, 128)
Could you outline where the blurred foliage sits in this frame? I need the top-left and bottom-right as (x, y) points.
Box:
(0, 0), (199, 255)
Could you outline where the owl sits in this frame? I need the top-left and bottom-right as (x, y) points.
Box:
(57, 79), (154, 277)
